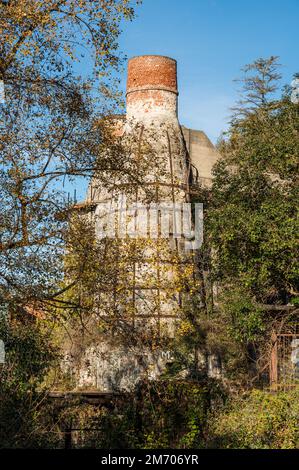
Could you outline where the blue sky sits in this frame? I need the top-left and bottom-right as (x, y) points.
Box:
(118, 0), (298, 143)
(69, 0), (298, 200)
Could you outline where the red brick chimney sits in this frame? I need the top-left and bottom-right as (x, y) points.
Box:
(126, 55), (178, 121)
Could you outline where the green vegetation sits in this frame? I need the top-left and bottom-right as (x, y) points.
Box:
(209, 56), (298, 305)
(208, 389), (299, 449)
(0, 312), (58, 447)
(0, 0), (298, 448)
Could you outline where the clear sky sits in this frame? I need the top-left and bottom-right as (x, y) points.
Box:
(118, 0), (298, 143)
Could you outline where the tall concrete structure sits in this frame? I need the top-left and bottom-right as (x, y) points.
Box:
(182, 127), (220, 187)
(62, 56), (221, 392)
(124, 55), (220, 187)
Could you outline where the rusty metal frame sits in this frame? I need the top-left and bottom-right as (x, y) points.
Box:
(270, 326), (299, 391)
(86, 126), (198, 332)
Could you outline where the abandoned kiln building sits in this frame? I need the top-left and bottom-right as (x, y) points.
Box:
(61, 55), (221, 392)
(60, 55), (298, 394)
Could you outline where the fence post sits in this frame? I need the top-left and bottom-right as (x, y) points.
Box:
(270, 332), (278, 391)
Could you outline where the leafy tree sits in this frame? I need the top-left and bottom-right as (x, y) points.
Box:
(209, 57), (298, 304)
(0, 0), (139, 310)
(0, 0), (140, 448)
(200, 57), (299, 383)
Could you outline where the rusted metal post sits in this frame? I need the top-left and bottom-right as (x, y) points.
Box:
(270, 332), (278, 391)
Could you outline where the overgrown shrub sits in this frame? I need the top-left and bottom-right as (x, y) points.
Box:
(208, 389), (299, 449)
(0, 316), (58, 448)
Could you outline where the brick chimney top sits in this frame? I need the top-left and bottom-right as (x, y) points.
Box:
(126, 55), (179, 122)
(127, 55), (178, 96)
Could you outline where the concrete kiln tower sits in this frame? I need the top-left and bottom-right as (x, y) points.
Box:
(63, 55), (221, 392)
